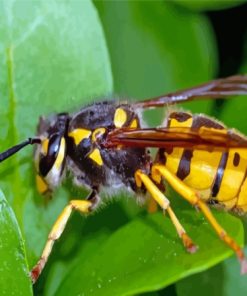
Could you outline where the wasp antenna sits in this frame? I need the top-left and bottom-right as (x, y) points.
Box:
(0, 137), (41, 163)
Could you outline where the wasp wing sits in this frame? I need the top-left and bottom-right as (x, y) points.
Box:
(106, 126), (247, 151)
(134, 75), (247, 109)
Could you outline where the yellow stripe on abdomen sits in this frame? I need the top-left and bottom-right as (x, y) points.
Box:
(237, 175), (247, 208)
(216, 149), (247, 202)
(165, 148), (185, 175)
(159, 112), (247, 213)
(166, 113), (222, 193)
(183, 150), (222, 191)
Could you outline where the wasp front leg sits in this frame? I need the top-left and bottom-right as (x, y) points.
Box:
(135, 170), (197, 253)
(30, 192), (99, 283)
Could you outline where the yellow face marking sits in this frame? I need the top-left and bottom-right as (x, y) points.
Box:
(92, 128), (106, 142)
(54, 137), (66, 170)
(130, 119), (138, 128)
(114, 108), (127, 128)
(69, 129), (91, 145)
(89, 148), (103, 166)
(41, 139), (49, 155)
(36, 174), (48, 194)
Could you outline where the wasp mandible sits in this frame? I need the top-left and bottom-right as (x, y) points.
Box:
(1, 75), (247, 283)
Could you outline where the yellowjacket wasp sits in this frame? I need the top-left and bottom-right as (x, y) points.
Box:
(1, 75), (247, 283)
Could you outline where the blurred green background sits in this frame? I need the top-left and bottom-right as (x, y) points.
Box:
(0, 0), (247, 295)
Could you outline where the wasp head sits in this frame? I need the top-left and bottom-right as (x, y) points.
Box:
(34, 113), (70, 195)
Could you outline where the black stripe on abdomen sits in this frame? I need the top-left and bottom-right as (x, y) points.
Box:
(176, 150), (193, 181)
(211, 152), (228, 197)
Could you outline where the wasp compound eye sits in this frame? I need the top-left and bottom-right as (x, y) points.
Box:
(39, 134), (62, 176)
(39, 134), (66, 177)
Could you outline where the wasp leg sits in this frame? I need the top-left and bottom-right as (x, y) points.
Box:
(135, 171), (197, 253)
(30, 199), (93, 283)
(152, 164), (247, 274)
(147, 198), (158, 213)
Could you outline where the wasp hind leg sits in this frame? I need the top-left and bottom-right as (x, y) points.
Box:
(30, 197), (96, 283)
(151, 164), (247, 274)
(135, 170), (197, 253)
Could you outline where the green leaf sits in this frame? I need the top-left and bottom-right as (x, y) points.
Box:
(0, 0), (112, 268)
(43, 201), (133, 295)
(54, 210), (244, 296)
(0, 190), (32, 295)
(0, 3), (113, 294)
(95, 0), (217, 125)
(176, 246), (247, 296)
(1, 1), (241, 295)
(44, 230), (110, 296)
(173, 0), (247, 11)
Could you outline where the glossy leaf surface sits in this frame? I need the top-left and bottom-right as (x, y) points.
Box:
(0, 3), (113, 294)
(0, 190), (32, 295)
(0, 1), (246, 295)
(95, 0), (216, 125)
(0, 0), (112, 267)
(55, 211), (243, 296)
(176, 246), (247, 296)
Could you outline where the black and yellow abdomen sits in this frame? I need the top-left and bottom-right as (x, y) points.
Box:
(156, 111), (247, 213)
